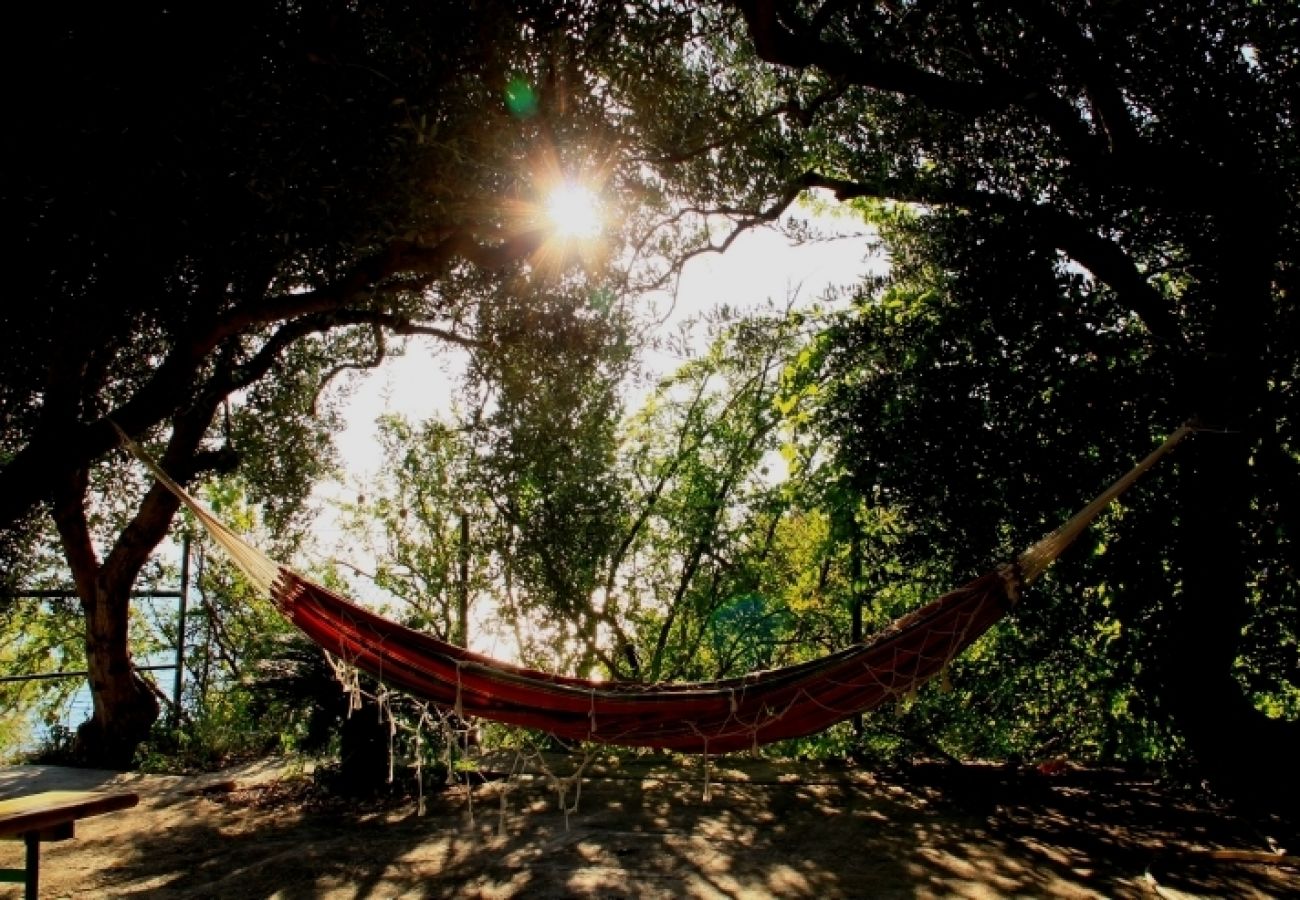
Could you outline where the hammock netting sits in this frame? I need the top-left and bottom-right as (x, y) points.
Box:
(114, 423), (1191, 754)
(275, 568), (1012, 753)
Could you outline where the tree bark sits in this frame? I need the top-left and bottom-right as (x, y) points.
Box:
(1164, 203), (1300, 805)
(1167, 428), (1300, 805)
(50, 465), (164, 768)
(49, 407), (215, 767)
(76, 579), (161, 768)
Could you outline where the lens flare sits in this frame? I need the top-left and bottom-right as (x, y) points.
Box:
(504, 77), (539, 118)
(545, 182), (602, 239)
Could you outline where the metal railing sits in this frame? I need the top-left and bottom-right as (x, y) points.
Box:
(2, 537), (193, 720)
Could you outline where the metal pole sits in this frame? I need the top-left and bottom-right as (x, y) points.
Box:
(457, 512), (470, 647)
(0, 664), (176, 685)
(172, 535), (190, 723)
(850, 525), (864, 738)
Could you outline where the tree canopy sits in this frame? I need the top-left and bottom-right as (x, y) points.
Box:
(1, 0), (1295, 802)
(705, 0), (1298, 799)
(0, 0), (686, 763)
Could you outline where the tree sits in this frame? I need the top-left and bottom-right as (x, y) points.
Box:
(0, 1), (672, 766)
(802, 213), (1192, 764)
(678, 0), (1298, 798)
(337, 301), (868, 693)
(338, 414), (491, 647)
(466, 281), (637, 674)
(584, 303), (868, 685)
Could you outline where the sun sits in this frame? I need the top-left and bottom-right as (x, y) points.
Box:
(545, 182), (602, 239)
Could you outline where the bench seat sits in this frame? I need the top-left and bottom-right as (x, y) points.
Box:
(0, 790), (138, 899)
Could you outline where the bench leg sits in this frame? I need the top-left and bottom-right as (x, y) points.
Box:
(0, 835), (41, 900)
(24, 833), (39, 900)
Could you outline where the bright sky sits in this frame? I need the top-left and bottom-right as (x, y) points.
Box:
(329, 201), (881, 483)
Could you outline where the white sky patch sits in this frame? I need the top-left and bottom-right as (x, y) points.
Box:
(329, 202), (880, 482)
(329, 346), (464, 481)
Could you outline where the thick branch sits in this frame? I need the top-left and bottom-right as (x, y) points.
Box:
(0, 228), (525, 529)
(1007, 0), (1139, 155)
(228, 310), (482, 397)
(211, 229), (545, 343)
(49, 466), (99, 603)
(734, 0), (1101, 162)
(100, 384), (229, 590)
(798, 170), (1185, 347)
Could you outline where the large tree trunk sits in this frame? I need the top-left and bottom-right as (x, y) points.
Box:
(1166, 431), (1300, 805)
(76, 578), (160, 768)
(52, 454), (190, 769)
(1163, 209), (1300, 805)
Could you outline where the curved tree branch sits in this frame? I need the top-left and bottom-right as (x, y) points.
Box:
(49, 465), (98, 602)
(0, 226), (536, 529)
(1006, 0), (1140, 155)
(733, 0), (1103, 163)
(795, 169), (1186, 348)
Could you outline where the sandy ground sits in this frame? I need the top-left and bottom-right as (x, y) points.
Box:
(1, 754), (1296, 899)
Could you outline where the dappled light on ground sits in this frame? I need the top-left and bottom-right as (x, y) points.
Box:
(1, 756), (1294, 898)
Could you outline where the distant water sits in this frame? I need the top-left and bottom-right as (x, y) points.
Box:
(12, 593), (185, 758)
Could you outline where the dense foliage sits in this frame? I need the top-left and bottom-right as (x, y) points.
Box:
(1, 1), (1294, 805)
(0, 0), (680, 764)
(661, 0), (1298, 800)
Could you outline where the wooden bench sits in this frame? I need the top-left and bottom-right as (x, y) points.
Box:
(0, 790), (138, 899)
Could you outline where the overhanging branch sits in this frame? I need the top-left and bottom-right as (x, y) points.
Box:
(733, 0), (1102, 162)
(0, 224), (529, 529)
(213, 228), (546, 345)
(796, 170), (1185, 347)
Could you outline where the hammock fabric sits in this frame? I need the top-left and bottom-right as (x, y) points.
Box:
(114, 423), (1191, 754)
(276, 568), (1011, 753)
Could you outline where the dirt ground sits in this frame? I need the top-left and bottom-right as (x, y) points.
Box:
(2, 754), (1296, 899)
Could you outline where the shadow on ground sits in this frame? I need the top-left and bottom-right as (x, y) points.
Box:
(2, 756), (1295, 898)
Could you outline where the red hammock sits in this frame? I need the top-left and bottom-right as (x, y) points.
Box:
(113, 422), (1190, 754)
(274, 568), (1013, 753)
